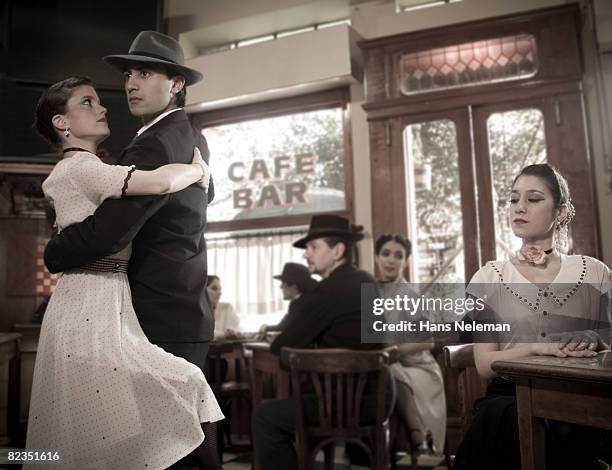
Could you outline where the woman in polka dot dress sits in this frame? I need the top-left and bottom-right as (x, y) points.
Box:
(24, 77), (223, 469)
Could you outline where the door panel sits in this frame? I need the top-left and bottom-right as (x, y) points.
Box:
(398, 109), (478, 284)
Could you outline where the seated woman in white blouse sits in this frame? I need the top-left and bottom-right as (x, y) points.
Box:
(206, 275), (241, 339)
(454, 163), (611, 470)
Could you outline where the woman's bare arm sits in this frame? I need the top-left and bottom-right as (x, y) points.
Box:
(123, 148), (209, 196)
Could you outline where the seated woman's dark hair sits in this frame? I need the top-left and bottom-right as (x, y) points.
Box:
(33, 76), (93, 149)
(512, 163), (571, 208)
(206, 274), (220, 287)
(374, 234), (412, 257)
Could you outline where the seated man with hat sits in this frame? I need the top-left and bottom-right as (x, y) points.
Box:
(259, 262), (318, 336)
(252, 214), (390, 469)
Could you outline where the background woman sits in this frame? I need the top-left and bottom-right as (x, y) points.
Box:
(454, 163), (611, 470)
(26, 76), (223, 469)
(374, 234), (446, 454)
(206, 275), (241, 338)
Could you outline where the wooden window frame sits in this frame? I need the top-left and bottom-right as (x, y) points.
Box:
(190, 87), (354, 233)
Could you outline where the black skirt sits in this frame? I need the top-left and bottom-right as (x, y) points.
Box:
(453, 377), (608, 470)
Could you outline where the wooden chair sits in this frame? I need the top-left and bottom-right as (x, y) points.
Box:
(283, 347), (398, 470)
(205, 341), (252, 456)
(442, 343), (488, 469)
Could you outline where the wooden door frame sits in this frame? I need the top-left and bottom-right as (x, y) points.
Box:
(362, 4), (600, 274)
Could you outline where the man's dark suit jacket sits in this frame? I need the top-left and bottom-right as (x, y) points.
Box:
(267, 293), (312, 333)
(44, 109), (214, 343)
(270, 262), (383, 355)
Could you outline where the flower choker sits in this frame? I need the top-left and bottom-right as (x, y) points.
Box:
(516, 245), (554, 265)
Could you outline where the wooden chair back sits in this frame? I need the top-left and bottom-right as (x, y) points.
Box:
(283, 347), (397, 470)
(442, 343), (488, 460)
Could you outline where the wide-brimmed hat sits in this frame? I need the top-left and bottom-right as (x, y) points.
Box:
(103, 31), (203, 85)
(273, 263), (312, 285)
(293, 215), (364, 249)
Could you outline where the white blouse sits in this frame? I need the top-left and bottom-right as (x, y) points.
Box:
(213, 302), (240, 338)
(467, 255), (612, 349)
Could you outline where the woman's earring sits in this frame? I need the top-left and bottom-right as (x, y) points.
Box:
(64, 128), (70, 137)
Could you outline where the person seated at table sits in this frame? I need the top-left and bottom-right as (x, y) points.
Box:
(258, 262), (318, 336)
(207, 275), (242, 339)
(252, 215), (390, 470)
(374, 233), (446, 455)
(453, 163), (611, 470)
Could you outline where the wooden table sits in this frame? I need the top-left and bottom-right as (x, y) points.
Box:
(0, 333), (22, 447)
(492, 353), (612, 470)
(243, 342), (290, 407)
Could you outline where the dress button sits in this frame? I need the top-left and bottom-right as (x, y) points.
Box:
(542, 311), (547, 316)
(541, 332), (546, 338)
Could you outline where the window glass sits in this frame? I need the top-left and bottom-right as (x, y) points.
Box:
(487, 108), (547, 258)
(404, 119), (465, 284)
(400, 34), (538, 95)
(204, 107), (346, 223)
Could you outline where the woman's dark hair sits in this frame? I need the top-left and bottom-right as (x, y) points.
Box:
(374, 234), (412, 257)
(33, 76), (93, 148)
(512, 163), (571, 208)
(206, 274), (220, 287)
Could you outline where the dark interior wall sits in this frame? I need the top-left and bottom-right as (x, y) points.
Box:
(0, 0), (162, 330)
(0, 0), (162, 161)
(0, 80), (144, 162)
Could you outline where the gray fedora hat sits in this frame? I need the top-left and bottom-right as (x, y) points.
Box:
(103, 31), (203, 85)
(293, 215), (364, 249)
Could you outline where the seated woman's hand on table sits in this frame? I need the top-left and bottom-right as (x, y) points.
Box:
(224, 328), (244, 339)
(532, 338), (599, 358)
(551, 329), (606, 351)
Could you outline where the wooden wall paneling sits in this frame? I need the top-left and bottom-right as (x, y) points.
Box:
(542, 93), (599, 257)
(453, 109), (481, 279)
(471, 105), (497, 266)
(362, 80), (582, 121)
(192, 88), (349, 129)
(0, 218), (51, 332)
(369, 119), (396, 245)
(390, 118), (408, 236)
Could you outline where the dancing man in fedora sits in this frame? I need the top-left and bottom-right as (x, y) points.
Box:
(44, 31), (222, 470)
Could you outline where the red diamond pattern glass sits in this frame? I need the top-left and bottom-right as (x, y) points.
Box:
(400, 34), (538, 95)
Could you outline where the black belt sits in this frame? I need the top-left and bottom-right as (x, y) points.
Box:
(80, 257), (129, 273)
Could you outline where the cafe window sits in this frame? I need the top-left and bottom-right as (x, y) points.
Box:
(193, 88), (351, 231)
(193, 89), (352, 330)
(205, 228), (308, 331)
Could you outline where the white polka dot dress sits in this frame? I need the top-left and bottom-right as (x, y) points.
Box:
(24, 152), (224, 469)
